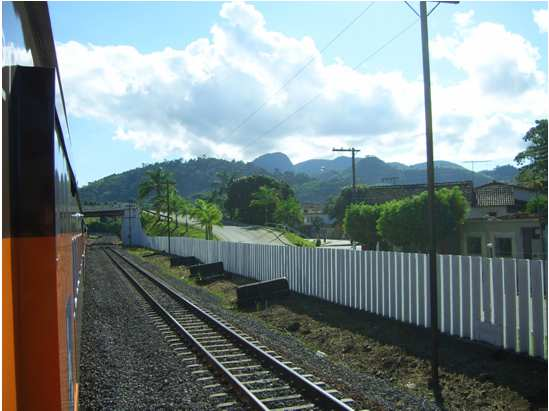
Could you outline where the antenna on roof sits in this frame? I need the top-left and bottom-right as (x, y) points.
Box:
(461, 160), (492, 186)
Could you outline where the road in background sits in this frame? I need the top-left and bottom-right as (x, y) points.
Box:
(213, 223), (290, 245)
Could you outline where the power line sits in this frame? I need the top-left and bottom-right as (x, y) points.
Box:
(229, 2), (375, 137)
(353, 18), (418, 70)
(258, 18), (419, 140)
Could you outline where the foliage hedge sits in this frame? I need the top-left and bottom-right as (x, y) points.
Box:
(86, 217), (121, 235)
(344, 187), (469, 252)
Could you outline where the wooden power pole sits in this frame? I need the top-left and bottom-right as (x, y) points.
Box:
(418, 0), (458, 388)
(332, 147), (361, 195)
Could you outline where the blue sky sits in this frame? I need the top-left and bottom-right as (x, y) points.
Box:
(30, 2), (547, 185)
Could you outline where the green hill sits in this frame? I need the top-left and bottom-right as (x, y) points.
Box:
(79, 155), (518, 205)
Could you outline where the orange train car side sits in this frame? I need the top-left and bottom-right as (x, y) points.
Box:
(3, 3), (86, 410)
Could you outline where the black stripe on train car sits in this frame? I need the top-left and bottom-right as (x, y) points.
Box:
(4, 65), (56, 237)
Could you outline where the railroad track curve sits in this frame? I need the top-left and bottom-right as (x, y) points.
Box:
(104, 247), (356, 411)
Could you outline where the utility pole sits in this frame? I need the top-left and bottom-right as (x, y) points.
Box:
(166, 180), (171, 255)
(126, 200), (135, 247)
(332, 147), (361, 197)
(462, 160), (492, 186)
(417, 0), (458, 389)
(420, 1), (438, 386)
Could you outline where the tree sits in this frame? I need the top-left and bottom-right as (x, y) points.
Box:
(526, 195), (547, 260)
(250, 186), (280, 225)
(225, 175), (294, 224)
(329, 184), (370, 223)
(377, 187), (469, 253)
(515, 119), (548, 191)
(191, 199), (223, 240)
(174, 196), (193, 235)
(274, 197), (304, 228)
(343, 203), (382, 249)
(137, 167), (174, 225)
(310, 217), (324, 241)
(209, 171), (239, 210)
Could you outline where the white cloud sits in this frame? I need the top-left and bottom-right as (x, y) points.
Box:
(429, 15), (546, 165)
(54, 2), (546, 168)
(432, 20), (544, 97)
(454, 10), (474, 27)
(533, 8), (549, 33)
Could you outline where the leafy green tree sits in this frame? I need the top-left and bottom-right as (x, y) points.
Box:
(208, 171), (239, 209)
(310, 217), (323, 239)
(225, 175), (294, 224)
(343, 203), (382, 249)
(515, 119), (548, 191)
(330, 185), (369, 223)
(250, 186), (280, 224)
(377, 187), (469, 253)
(191, 199), (223, 240)
(274, 197), (304, 228)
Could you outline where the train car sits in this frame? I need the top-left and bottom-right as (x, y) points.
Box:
(3, 2), (86, 410)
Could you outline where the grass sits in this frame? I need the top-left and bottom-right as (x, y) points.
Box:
(283, 231), (316, 247)
(126, 247), (244, 309)
(141, 213), (218, 240)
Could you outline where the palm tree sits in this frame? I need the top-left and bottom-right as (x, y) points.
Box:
(137, 167), (174, 226)
(174, 195), (192, 235)
(192, 199), (223, 240)
(209, 171), (239, 209)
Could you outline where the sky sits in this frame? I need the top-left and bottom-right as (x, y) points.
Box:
(13, 1), (549, 185)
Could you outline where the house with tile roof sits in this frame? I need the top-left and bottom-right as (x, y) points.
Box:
(346, 180), (545, 259)
(461, 181), (545, 259)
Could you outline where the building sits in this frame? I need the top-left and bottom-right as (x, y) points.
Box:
(302, 202), (334, 237)
(355, 180), (475, 205)
(461, 182), (545, 259)
(355, 180), (545, 259)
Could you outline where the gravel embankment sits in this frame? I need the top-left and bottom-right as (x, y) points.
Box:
(78, 246), (218, 410)
(122, 247), (437, 411)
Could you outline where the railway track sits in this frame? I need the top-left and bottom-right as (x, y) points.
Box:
(104, 247), (356, 411)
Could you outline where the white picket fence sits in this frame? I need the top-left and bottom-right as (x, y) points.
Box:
(125, 217), (547, 359)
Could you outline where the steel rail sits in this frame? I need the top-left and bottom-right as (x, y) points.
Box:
(108, 247), (354, 411)
(103, 249), (269, 410)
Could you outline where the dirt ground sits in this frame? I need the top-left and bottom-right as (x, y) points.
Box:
(129, 247), (548, 410)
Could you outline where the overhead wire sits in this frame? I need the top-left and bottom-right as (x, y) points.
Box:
(229, 2), (375, 137)
(257, 17), (420, 140)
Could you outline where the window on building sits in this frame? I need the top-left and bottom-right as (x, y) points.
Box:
(495, 237), (512, 258)
(467, 236), (482, 256)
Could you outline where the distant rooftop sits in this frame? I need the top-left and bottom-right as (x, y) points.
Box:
(358, 180), (474, 205)
(360, 180), (536, 208)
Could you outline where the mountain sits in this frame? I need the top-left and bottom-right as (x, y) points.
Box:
(294, 156), (352, 175)
(80, 153), (519, 205)
(408, 160), (470, 171)
(250, 152), (293, 173)
(478, 165), (519, 183)
(81, 158), (268, 204)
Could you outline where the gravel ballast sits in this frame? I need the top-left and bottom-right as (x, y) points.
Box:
(123, 247), (437, 411)
(78, 246), (219, 410)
